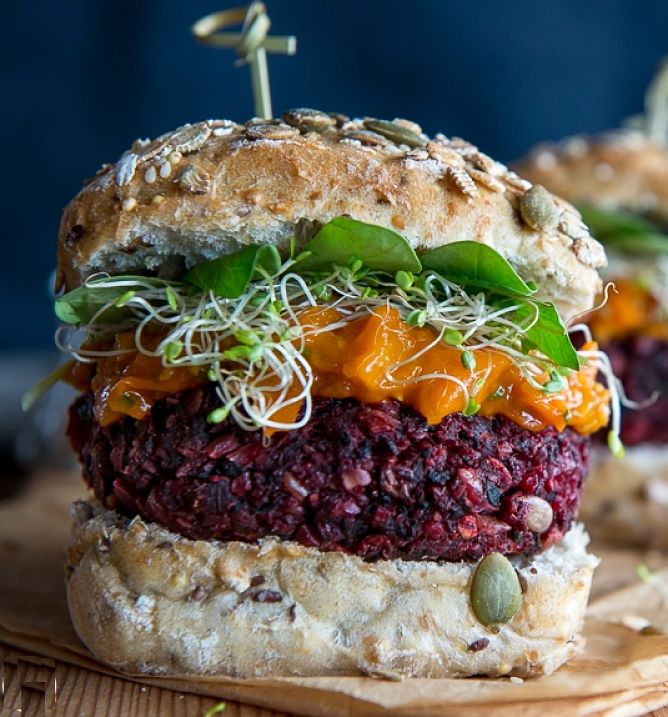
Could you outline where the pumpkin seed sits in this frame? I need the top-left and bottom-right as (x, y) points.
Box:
(470, 552), (522, 631)
(342, 129), (391, 147)
(392, 118), (423, 135)
(363, 119), (427, 148)
(283, 108), (335, 131)
(520, 185), (559, 231)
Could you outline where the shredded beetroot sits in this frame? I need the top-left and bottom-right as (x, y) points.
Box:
(68, 387), (589, 562)
(603, 336), (668, 445)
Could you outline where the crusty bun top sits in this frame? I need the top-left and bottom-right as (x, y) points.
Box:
(57, 110), (606, 318)
(516, 130), (668, 223)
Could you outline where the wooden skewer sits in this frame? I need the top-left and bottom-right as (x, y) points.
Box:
(192, 3), (297, 119)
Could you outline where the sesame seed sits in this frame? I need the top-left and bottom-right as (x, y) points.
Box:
(122, 197), (137, 211)
(168, 150), (182, 164)
(159, 161), (172, 178)
(151, 194), (165, 205)
(144, 166), (157, 184)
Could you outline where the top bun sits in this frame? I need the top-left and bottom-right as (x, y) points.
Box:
(516, 130), (668, 222)
(57, 110), (606, 318)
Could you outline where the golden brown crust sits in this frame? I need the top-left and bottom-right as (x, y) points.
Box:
(515, 130), (668, 222)
(57, 113), (605, 319)
(66, 500), (598, 678)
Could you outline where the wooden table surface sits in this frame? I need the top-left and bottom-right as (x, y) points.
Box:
(1, 642), (288, 717)
(2, 639), (667, 717)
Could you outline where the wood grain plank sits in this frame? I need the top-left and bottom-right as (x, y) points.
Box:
(4, 642), (667, 717)
(1, 643), (292, 717)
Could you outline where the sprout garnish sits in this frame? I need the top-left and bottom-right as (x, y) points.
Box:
(43, 218), (629, 453)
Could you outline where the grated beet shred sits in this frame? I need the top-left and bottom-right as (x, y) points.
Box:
(67, 387), (589, 562)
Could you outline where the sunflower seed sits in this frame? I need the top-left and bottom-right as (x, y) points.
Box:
(467, 638), (490, 652)
(245, 117), (282, 127)
(167, 122), (212, 154)
(523, 496), (554, 533)
(176, 164), (211, 195)
(405, 147), (430, 160)
(559, 212), (591, 241)
(426, 141), (467, 167)
(446, 137), (478, 154)
(328, 112), (350, 127)
(244, 124), (299, 141)
(504, 171), (532, 193)
(520, 185), (559, 231)
(116, 152), (138, 186)
(466, 151), (498, 173)
(189, 585), (209, 603)
(283, 108), (335, 131)
(468, 168), (506, 193)
(363, 119), (427, 147)
(470, 553), (522, 631)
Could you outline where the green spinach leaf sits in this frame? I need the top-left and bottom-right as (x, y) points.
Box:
(514, 301), (579, 370)
(419, 241), (536, 296)
(297, 217), (421, 273)
(54, 276), (171, 325)
(577, 204), (668, 255)
(184, 245), (281, 297)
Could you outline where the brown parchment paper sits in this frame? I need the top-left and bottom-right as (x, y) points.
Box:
(2, 467), (668, 717)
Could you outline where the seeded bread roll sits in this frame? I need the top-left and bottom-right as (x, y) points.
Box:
(57, 111), (605, 320)
(515, 130), (668, 224)
(66, 501), (598, 679)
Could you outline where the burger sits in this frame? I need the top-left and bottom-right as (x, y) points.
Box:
(517, 128), (668, 547)
(36, 110), (618, 678)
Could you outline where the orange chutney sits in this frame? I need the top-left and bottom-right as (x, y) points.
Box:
(71, 307), (610, 434)
(587, 277), (668, 343)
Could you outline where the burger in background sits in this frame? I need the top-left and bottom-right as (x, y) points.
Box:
(32, 111), (621, 678)
(516, 61), (668, 547)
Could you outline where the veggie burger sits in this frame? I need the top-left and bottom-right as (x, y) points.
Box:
(517, 128), (668, 548)
(42, 111), (619, 677)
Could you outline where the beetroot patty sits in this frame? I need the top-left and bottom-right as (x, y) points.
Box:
(67, 387), (589, 562)
(604, 335), (668, 445)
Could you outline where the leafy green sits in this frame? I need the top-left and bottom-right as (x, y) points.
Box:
(577, 204), (668, 255)
(184, 245), (281, 297)
(514, 302), (579, 370)
(297, 217), (421, 273)
(419, 241), (536, 296)
(55, 219), (579, 372)
(55, 277), (171, 325)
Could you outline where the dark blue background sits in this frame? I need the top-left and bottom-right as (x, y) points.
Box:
(3, 0), (668, 349)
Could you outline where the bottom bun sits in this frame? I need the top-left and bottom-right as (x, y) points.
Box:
(580, 445), (668, 548)
(66, 500), (598, 679)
